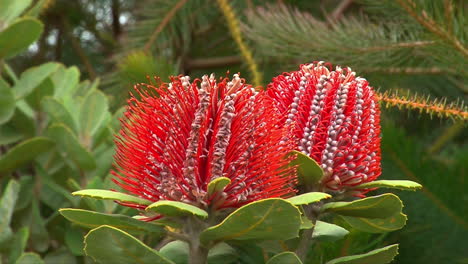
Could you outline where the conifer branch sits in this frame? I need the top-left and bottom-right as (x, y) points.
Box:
(143, 0), (188, 52)
(360, 67), (456, 75)
(376, 90), (468, 121)
(396, 0), (468, 59)
(216, 0), (263, 87)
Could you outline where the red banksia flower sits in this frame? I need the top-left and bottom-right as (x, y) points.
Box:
(268, 62), (381, 196)
(112, 74), (296, 211)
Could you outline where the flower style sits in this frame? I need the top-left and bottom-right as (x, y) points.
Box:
(267, 62), (381, 195)
(112, 74), (296, 211)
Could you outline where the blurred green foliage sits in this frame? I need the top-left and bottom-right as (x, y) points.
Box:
(0, 0), (466, 263)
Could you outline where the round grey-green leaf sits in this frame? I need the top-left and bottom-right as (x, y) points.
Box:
(0, 18), (43, 59)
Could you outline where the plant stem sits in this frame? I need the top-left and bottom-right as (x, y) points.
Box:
(186, 216), (210, 264)
(295, 203), (321, 262)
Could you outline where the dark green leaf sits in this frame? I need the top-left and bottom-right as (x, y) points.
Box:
(13, 62), (59, 99)
(312, 221), (349, 242)
(84, 225), (174, 264)
(0, 137), (54, 174)
(0, 125), (23, 145)
(29, 201), (49, 252)
(0, 78), (15, 124)
(200, 198), (301, 245)
(59, 208), (164, 235)
(15, 252), (44, 264)
(15, 176), (34, 211)
(207, 177), (231, 196)
(355, 180), (422, 191)
(72, 189), (151, 206)
(47, 123), (96, 170)
(8, 227), (29, 264)
(321, 194), (403, 219)
(287, 192), (331, 205)
(341, 213), (407, 233)
(266, 252), (302, 264)
(289, 151), (324, 185)
(326, 244), (399, 264)
(146, 200), (208, 218)
(43, 247), (77, 264)
(64, 225), (85, 256)
(0, 18), (43, 59)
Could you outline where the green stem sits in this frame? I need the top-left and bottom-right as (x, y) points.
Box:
(295, 203), (321, 262)
(186, 216), (210, 264)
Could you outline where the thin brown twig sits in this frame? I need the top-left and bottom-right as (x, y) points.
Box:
(62, 18), (97, 79)
(185, 56), (242, 69)
(331, 0), (354, 21)
(143, 0), (188, 52)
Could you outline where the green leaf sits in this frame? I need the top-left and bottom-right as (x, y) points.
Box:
(52, 66), (80, 99)
(15, 175), (34, 211)
(13, 62), (59, 99)
(312, 221), (349, 242)
(72, 189), (151, 206)
(59, 208), (164, 235)
(341, 213), (408, 233)
(160, 241), (238, 264)
(25, 77), (54, 110)
(43, 247), (77, 264)
(15, 252), (44, 264)
(354, 180), (422, 191)
(0, 180), (19, 243)
(0, 137), (54, 174)
(287, 192), (331, 205)
(146, 200), (208, 219)
(0, 125), (23, 145)
(0, 18), (43, 59)
(79, 90), (109, 139)
(321, 194), (403, 219)
(9, 105), (35, 138)
(289, 150), (324, 185)
(326, 244), (399, 264)
(266, 252), (302, 264)
(8, 227), (29, 264)
(84, 225), (174, 264)
(0, 78), (15, 124)
(47, 123), (96, 170)
(200, 198), (301, 245)
(64, 225), (85, 256)
(42, 97), (79, 133)
(207, 177), (231, 196)
(0, 0), (33, 25)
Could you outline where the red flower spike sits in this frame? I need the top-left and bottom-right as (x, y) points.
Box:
(267, 62), (381, 196)
(112, 74), (296, 212)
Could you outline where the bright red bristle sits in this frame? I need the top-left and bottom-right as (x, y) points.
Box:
(267, 61), (381, 196)
(112, 74), (297, 212)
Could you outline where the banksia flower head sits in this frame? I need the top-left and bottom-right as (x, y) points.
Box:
(268, 62), (381, 196)
(112, 74), (296, 212)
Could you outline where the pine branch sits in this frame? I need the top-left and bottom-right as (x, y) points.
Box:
(216, 0), (263, 87)
(143, 0), (188, 52)
(396, 0), (468, 59)
(377, 90), (468, 121)
(243, 4), (436, 69)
